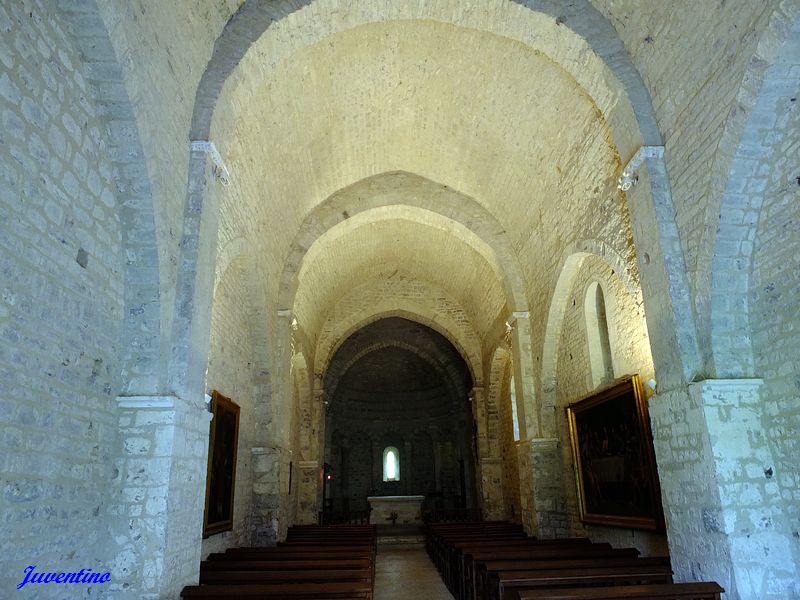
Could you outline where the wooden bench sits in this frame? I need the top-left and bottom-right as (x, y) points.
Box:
(429, 526), (528, 570)
(184, 524), (378, 599)
(215, 546), (374, 557)
(200, 558), (373, 572)
(427, 522), (526, 563)
(456, 543), (638, 600)
(514, 582), (725, 600)
(430, 531), (531, 585)
(474, 557), (670, 600)
(490, 565), (674, 600)
(199, 567), (372, 585)
(181, 581), (372, 599)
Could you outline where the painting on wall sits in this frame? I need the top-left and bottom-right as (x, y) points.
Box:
(203, 390), (240, 537)
(567, 375), (665, 531)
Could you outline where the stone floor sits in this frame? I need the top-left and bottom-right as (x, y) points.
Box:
(374, 544), (454, 600)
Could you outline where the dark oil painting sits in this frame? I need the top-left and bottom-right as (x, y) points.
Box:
(567, 375), (665, 531)
(203, 390), (240, 537)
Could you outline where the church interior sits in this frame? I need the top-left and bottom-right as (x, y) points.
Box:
(1, 0), (798, 598)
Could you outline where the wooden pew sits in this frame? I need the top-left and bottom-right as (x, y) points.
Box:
(428, 524), (527, 569)
(514, 582), (725, 600)
(474, 556), (670, 600)
(199, 567), (372, 585)
(489, 565), (674, 600)
(456, 542), (637, 600)
(455, 539), (592, 599)
(428, 528), (530, 584)
(442, 534), (532, 585)
(215, 545), (374, 558)
(181, 581), (372, 599)
(427, 522), (526, 559)
(184, 524), (378, 599)
(199, 558), (373, 572)
(204, 551), (376, 583)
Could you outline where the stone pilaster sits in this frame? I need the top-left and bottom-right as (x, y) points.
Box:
(650, 379), (798, 599)
(111, 394), (211, 599)
(250, 446), (282, 545)
(479, 458), (505, 520)
(296, 461), (321, 524)
(508, 313), (533, 438)
(516, 437), (568, 538)
(472, 386), (506, 518)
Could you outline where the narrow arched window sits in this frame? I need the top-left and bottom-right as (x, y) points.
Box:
(585, 282), (614, 387)
(383, 446), (400, 482)
(510, 376), (520, 442)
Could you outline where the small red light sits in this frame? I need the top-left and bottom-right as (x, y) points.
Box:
(326, 474), (332, 480)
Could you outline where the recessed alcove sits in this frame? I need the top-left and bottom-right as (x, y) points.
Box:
(323, 318), (476, 519)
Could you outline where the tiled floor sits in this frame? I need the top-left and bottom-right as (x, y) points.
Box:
(374, 544), (454, 600)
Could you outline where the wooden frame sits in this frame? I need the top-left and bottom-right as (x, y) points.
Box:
(203, 390), (240, 537)
(567, 375), (665, 531)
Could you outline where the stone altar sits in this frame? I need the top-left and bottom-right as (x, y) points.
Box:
(367, 495), (425, 525)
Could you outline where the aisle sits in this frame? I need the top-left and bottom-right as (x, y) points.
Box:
(373, 544), (454, 600)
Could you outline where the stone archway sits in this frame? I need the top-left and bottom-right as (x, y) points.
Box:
(317, 303), (483, 388)
(55, 3), (168, 595)
(709, 5), (800, 378)
(321, 317), (478, 519)
(166, 0), (696, 593)
(58, 0), (162, 395)
(697, 9), (800, 595)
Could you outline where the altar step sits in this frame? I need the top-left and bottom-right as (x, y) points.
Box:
(376, 524), (426, 545)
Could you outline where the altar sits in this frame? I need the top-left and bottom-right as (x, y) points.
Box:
(367, 495), (425, 526)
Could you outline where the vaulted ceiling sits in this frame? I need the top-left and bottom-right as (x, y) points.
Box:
(209, 2), (639, 374)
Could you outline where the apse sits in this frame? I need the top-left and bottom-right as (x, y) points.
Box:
(322, 318), (476, 520)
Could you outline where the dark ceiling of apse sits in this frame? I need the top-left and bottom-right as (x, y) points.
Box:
(338, 346), (449, 393)
(329, 317), (472, 396)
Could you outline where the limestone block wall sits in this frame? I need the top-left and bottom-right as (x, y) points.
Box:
(750, 121), (800, 589)
(0, 1), (124, 595)
(90, 0), (240, 350)
(650, 381), (798, 599)
(551, 255), (666, 555)
(203, 259), (257, 555)
(328, 414), (473, 514)
(592, 0), (778, 289)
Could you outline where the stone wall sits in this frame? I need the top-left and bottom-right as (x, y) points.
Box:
(0, 1), (123, 595)
(328, 403), (474, 514)
(749, 76), (800, 596)
(550, 255), (666, 556)
(650, 381), (798, 599)
(202, 258), (257, 556)
(592, 0), (778, 293)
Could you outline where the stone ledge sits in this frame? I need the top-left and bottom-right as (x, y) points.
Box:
(116, 395), (177, 409)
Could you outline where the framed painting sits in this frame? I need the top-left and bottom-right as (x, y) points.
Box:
(203, 390), (240, 537)
(566, 375), (665, 531)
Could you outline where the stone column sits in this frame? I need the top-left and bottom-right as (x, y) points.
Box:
(516, 437), (567, 537)
(650, 379), (797, 599)
(339, 442), (351, 512)
(624, 149), (701, 389)
(250, 446), (282, 545)
(472, 386), (505, 519)
(508, 312), (533, 438)
(111, 394), (211, 598)
(295, 461), (321, 524)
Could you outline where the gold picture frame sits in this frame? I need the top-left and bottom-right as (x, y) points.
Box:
(203, 390), (240, 537)
(567, 375), (665, 531)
